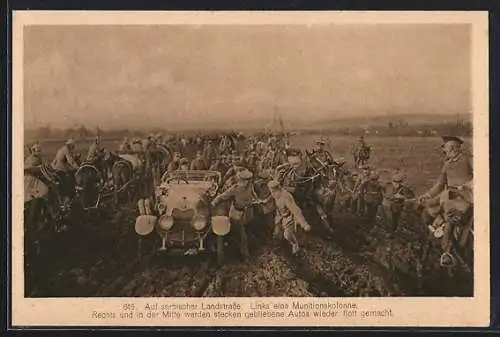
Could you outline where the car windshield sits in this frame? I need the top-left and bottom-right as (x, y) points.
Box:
(160, 170), (221, 186)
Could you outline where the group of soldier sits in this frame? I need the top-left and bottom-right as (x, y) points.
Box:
(25, 130), (473, 265)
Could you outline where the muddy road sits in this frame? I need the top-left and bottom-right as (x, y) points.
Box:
(25, 203), (473, 298)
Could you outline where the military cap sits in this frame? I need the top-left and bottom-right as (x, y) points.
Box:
(441, 135), (464, 145)
(392, 172), (406, 183)
(267, 180), (281, 189)
(369, 171), (379, 180)
(180, 158), (189, 165)
(65, 138), (75, 145)
(237, 170), (253, 180)
(286, 148), (301, 157)
(359, 164), (370, 170)
(315, 138), (326, 145)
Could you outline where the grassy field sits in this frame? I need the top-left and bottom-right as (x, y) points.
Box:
(25, 135), (471, 195)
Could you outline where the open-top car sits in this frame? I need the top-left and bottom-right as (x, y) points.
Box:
(134, 170), (231, 264)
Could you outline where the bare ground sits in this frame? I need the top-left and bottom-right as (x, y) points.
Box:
(25, 200), (473, 298)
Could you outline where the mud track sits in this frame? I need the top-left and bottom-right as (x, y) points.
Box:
(26, 204), (473, 298)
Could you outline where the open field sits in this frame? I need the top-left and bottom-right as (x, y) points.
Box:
(24, 134), (473, 298)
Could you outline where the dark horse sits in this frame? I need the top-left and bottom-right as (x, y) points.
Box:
(102, 151), (142, 205)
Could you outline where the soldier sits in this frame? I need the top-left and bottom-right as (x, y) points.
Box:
(190, 151), (207, 170)
(211, 170), (258, 260)
(86, 136), (103, 163)
(51, 138), (80, 200)
(274, 148), (306, 195)
(205, 138), (220, 167)
(245, 151), (258, 173)
(419, 135), (473, 266)
(25, 142), (43, 169)
(360, 171), (384, 225)
(142, 134), (153, 152)
(119, 137), (132, 152)
(222, 155), (246, 187)
(179, 157), (190, 171)
(131, 138), (144, 153)
(267, 180), (311, 255)
(382, 172), (415, 233)
(352, 164), (371, 216)
(167, 152), (182, 171)
(312, 138), (333, 165)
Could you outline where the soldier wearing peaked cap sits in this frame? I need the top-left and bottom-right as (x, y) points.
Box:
(312, 137), (333, 165)
(51, 138), (79, 200)
(419, 135), (473, 266)
(25, 142), (43, 170)
(382, 171), (415, 233)
(211, 169), (259, 260)
(267, 180), (311, 255)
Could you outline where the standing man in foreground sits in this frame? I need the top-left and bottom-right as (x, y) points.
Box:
(267, 180), (311, 255)
(211, 169), (258, 260)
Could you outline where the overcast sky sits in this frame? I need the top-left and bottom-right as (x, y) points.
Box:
(23, 24), (471, 129)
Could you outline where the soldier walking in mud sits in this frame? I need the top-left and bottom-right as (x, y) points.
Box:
(267, 180), (311, 255)
(211, 170), (258, 261)
(381, 172), (415, 235)
(360, 171), (384, 226)
(352, 136), (371, 168)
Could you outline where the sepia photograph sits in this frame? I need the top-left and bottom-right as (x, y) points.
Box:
(12, 11), (489, 327)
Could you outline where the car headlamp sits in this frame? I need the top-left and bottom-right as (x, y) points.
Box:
(158, 215), (174, 231)
(192, 215), (207, 231)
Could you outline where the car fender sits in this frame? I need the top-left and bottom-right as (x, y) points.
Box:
(211, 215), (231, 236)
(135, 215), (157, 236)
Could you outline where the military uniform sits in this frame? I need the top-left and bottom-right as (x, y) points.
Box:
(268, 180), (311, 255)
(212, 170), (256, 259)
(421, 136), (473, 265)
(359, 171), (383, 225)
(190, 154), (207, 170)
(86, 139), (103, 162)
(119, 138), (132, 152)
(203, 142), (219, 167)
(52, 140), (79, 197)
(382, 173), (415, 232)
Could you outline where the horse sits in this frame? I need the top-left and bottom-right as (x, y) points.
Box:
(102, 151), (141, 205)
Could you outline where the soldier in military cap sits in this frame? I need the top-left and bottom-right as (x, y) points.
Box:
(203, 138), (219, 168)
(312, 137), (333, 165)
(352, 164), (372, 216)
(267, 180), (311, 255)
(211, 169), (258, 260)
(419, 135), (473, 266)
(52, 138), (80, 200)
(190, 150), (208, 170)
(131, 138), (144, 153)
(167, 152), (182, 171)
(360, 170), (384, 225)
(222, 155), (246, 188)
(382, 172), (415, 233)
(119, 137), (132, 152)
(86, 135), (103, 162)
(25, 142), (43, 170)
(179, 157), (190, 171)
